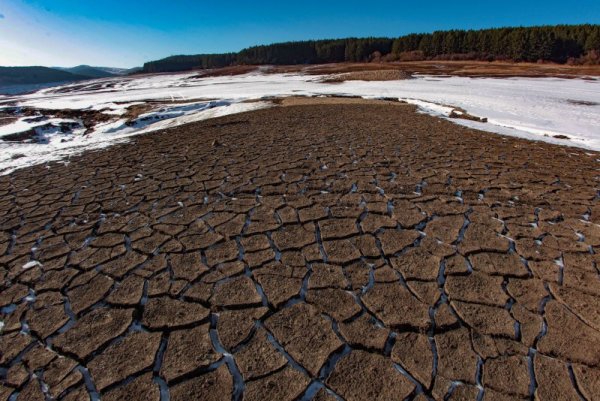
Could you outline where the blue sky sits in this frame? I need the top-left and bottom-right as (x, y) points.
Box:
(1, 0), (599, 68)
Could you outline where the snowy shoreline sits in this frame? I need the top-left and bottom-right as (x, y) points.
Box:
(1, 71), (599, 174)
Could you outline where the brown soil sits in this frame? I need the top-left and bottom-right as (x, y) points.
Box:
(213, 61), (600, 79)
(277, 96), (403, 107)
(190, 65), (260, 78)
(0, 101), (599, 401)
(0, 107), (113, 139)
(449, 108), (488, 123)
(121, 104), (156, 125)
(321, 69), (412, 83)
(0, 117), (17, 127)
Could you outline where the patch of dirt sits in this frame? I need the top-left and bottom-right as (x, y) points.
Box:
(321, 69), (412, 82)
(0, 116), (17, 127)
(277, 95), (406, 107)
(121, 104), (156, 125)
(48, 109), (112, 131)
(190, 65), (260, 79)
(566, 99), (599, 106)
(216, 61), (600, 79)
(449, 109), (488, 123)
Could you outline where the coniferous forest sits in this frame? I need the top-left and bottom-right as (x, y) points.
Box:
(142, 25), (600, 73)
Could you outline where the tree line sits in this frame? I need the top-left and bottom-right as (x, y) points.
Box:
(142, 24), (600, 73)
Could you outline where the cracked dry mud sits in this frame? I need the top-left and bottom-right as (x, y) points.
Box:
(1, 100), (600, 401)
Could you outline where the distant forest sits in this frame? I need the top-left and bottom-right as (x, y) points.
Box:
(143, 24), (600, 73)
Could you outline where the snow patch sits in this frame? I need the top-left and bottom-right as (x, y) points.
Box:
(22, 260), (42, 270)
(1, 72), (599, 174)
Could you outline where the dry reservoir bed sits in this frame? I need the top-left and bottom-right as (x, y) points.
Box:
(1, 100), (599, 401)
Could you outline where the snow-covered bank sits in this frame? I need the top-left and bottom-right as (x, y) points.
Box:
(1, 71), (599, 174)
(0, 100), (270, 174)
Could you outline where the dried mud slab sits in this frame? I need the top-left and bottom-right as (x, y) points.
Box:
(0, 102), (598, 400)
(327, 350), (415, 400)
(265, 303), (343, 376)
(169, 364), (233, 401)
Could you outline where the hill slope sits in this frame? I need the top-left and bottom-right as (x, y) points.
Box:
(0, 66), (90, 86)
(55, 65), (117, 78)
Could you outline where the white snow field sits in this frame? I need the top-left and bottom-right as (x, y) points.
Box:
(0, 70), (599, 174)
